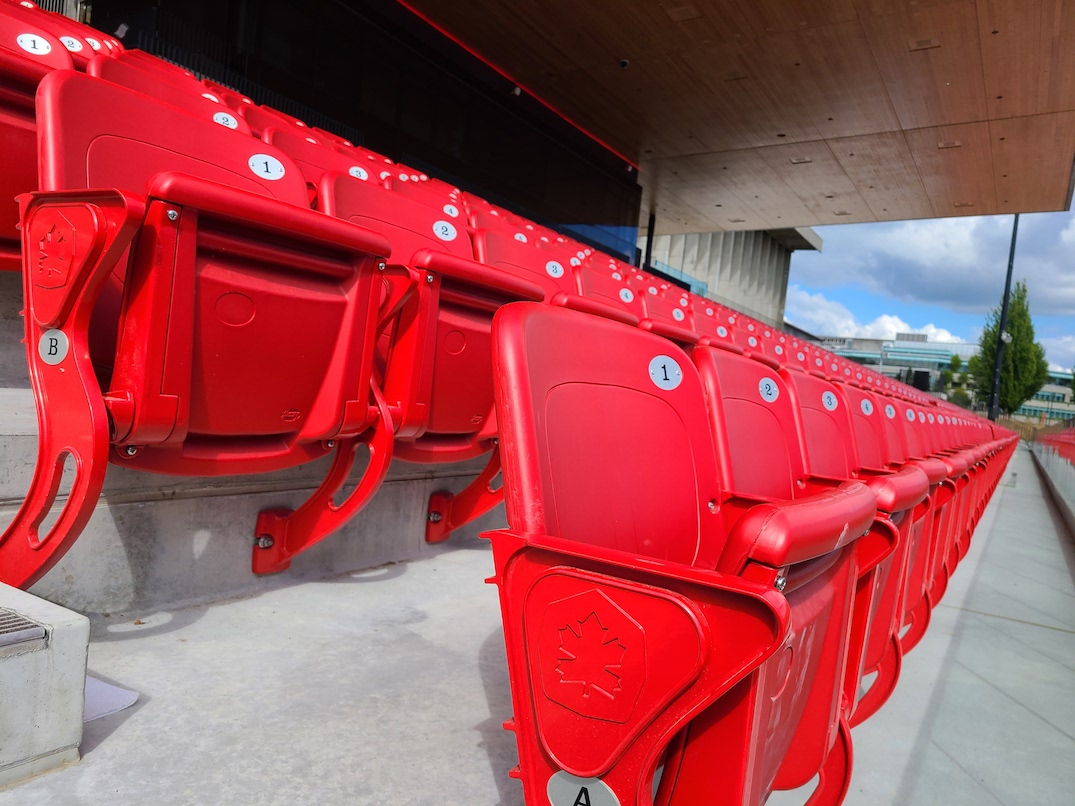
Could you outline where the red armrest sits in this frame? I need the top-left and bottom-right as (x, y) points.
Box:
(865, 465), (930, 514)
(718, 481), (877, 575)
(905, 456), (948, 485)
(938, 452), (968, 478)
(552, 292), (641, 327)
(413, 248), (545, 301)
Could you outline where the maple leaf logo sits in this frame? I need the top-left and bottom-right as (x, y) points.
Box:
(555, 611), (627, 701)
(35, 223), (71, 289)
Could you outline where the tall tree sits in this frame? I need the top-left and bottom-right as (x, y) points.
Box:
(968, 280), (1048, 414)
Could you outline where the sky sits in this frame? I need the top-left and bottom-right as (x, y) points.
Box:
(785, 210), (1075, 372)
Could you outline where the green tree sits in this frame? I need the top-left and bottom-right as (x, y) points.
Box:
(968, 280), (1048, 414)
(949, 387), (972, 409)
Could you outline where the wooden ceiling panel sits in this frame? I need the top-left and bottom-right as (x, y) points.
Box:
(978, 0), (1075, 119)
(404, 0), (1075, 234)
(905, 122), (998, 216)
(756, 140), (875, 224)
(990, 112), (1075, 212)
(859, 1), (989, 129)
(828, 131), (935, 219)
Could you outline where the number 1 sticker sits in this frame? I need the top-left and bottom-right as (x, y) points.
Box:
(649, 355), (683, 391)
(248, 154), (286, 180)
(17, 33), (51, 55)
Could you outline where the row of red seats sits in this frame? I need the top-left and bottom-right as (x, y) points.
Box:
(486, 302), (1015, 805)
(0, 5), (1016, 804)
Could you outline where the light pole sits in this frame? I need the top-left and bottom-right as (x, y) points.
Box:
(988, 214), (1019, 421)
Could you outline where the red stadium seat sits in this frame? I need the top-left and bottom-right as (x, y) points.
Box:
(486, 302), (879, 806)
(0, 70), (395, 586)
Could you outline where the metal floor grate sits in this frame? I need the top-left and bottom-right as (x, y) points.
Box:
(0, 607), (47, 648)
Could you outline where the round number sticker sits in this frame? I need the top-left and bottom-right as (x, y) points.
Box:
(928, 413), (935, 423)
(717, 326), (728, 338)
(348, 166), (369, 181)
(201, 92), (220, 103)
(797, 351), (805, 361)
(17, 33), (51, 55)
(679, 297), (689, 307)
(861, 399), (874, 416)
(248, 154), (286, 180)
(748, 336), (758, 347)
(822, 391), (838, 411)
(38, 329), (68, 365)
(547, 772), (620, 806)
(815, 358), (823, 367)
(918, 412), (926, 423)
(59, 35), (83, 52)
(885, 404), (896, 419)
(213, 111), (238, 129)
(906, 409), (916, 422)
(705, 308), (713, 316)
(759, 377), (779, 403)
(570, 257), (581, 267)
(545, 260), (565, 279)
(442, 203), (459, 218)
(432, 220), (457, 241)
(514, 232), (528, 243)
(672, 308), (685, 322)
(648, 286), (657, 295)
(619, 288), (634, 304)
(831, 363), (838, 372)
(85, 37), (101, 50)
(764, 330), (771, 338)
(649, 355), (683, 391)
(856, 372), (862, 380)
(775, 345), (783, 355)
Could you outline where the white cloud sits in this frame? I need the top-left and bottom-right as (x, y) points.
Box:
(1041, 336), (1075, 373)
(784, 285), (963, 342)
(792, 212), (1075, 316)
(1061, 217), (1075, 246)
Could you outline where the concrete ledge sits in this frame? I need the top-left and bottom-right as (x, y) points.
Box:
(1029, 444), (1075, 540)
(0, 584), (89, 790)
(1, 387), (506, 613)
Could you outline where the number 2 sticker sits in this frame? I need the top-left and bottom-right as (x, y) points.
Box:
(759, 377), (779, 403)
(649, 355), (683, 391)
(432, 220), (457, 241)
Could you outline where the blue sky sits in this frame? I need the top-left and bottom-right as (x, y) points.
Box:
(786, 211), (1075, 371)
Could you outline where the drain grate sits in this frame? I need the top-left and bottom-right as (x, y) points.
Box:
(0, 608), (47, 649)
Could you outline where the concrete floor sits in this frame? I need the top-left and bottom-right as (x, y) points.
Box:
(2, 446), (1073, 805)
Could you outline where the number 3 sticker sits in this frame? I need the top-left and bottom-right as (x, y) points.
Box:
(822, 391), (838, 411)
(649, 355), (683, 391)
(759, 377), (779, 403)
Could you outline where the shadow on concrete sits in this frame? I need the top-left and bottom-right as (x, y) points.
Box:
(477, 626), (524, 806)
(79, 670), (150, 758)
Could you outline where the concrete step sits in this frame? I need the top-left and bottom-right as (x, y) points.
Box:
(1, 387), (505, 615)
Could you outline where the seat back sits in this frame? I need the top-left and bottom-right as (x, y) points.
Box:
(38, 69), (385, 474)
(492, 302), (727, 567)
(787, 371), (857, 480)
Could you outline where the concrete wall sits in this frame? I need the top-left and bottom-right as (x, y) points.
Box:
(1, 389), (505, 616)
(643, 230), (793, 326)
(0, 272), (28, 389)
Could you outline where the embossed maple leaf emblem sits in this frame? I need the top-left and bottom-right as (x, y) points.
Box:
(36, 223), (70, 287)
(555, 611), (626, 701)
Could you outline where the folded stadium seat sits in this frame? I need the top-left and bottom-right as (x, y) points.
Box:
(238, 101), (313, 138)
(689, 297), (739, 349)
(624, 270), (699, 344)
(87, 54), (253, 136)
(388, 167), (465, 213)
(573, 257), (648, 326)
(663, 343), (881, 806)
(317, 159), (545, 499)
(0, 69), (395, 587)
(202, 78), (255, 111)
(789, 370), (931, 727)
(0, 8), (70, 268)
(485, 302), (877, 806)
(0, 0), (97, 68)
(880, 396), (967, 649)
